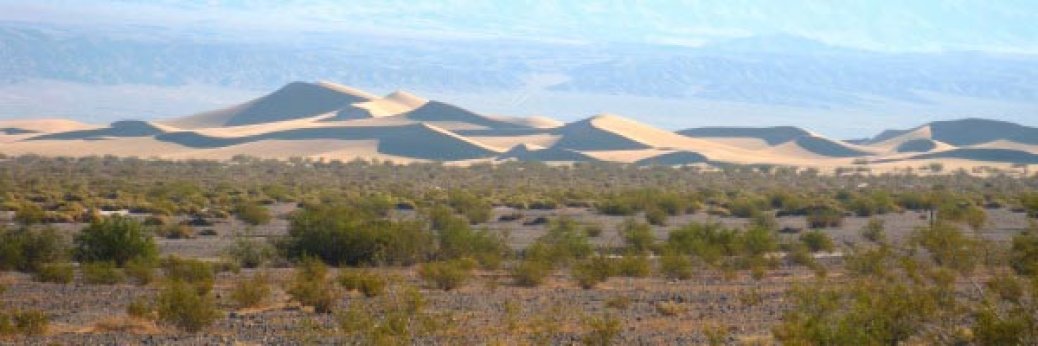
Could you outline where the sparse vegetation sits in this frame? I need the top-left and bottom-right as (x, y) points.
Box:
(156, 280), (220, 332)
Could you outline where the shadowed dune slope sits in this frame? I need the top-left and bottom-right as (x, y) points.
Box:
(635, 151), (710, 166)
(678, 126), (811, 145)
(498, 143), (597, 162)
(163, 81), (374, 128)
(896, 139), (938, 153)
(29, 120), (165, 140)
(794, 136), (870, 157)
(154, 123), (500, 161)
(400, 101), (523, 129)
(910, 148), (1038, 165)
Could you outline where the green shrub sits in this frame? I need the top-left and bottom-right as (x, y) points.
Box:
(659, 253), (693, 280)
(81, 261), (125, 285)
(14, 203), (45, 225)
(74, 216), (157, 266)
(419, 259), (476, 291)
(615, 255), (651, 277)
(645, 206), (667, 226)
(12, 310), (48, 336)
(0, 226), (68, 273)
(124, 257), (156, 285)
(161, 256), (214, 294)
(337, 269), (386, 297)
(126, 296), (154, 319)
(582, 313), (621, 346)
(512, 259), (551, 287)
(434, 211), (509, 268)
(34, 263), (73, 284)
(806, 206), (843, 229)
(861, 218), (886, 243)
(911, 223), (977, 273)
(235, 203), (272, 226)
(584, 223), (604, 238)
(1009, 230), (1038, 276)
(287, 257), (336, 313)
(572, 255), (615, 289)
(281, 205), (434, 266)
(621, 219), (654, 253)
(524, 218), (592, 266)
(799, 230), (835, 253)
(157, 280), (220, 332)
(447, 190), (492, 224)
(225, 236), (275, 269)
(156, 224), (194, 239)
(231, 272), (271, 309)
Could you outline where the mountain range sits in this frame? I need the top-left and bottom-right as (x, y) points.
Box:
(1, 81), (1036, 172)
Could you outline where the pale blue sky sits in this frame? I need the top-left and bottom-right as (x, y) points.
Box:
(2, 0), (1037, 53)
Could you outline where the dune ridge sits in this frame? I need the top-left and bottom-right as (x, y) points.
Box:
(2, 81), (1037, 173)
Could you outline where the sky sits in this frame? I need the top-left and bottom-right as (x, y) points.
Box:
(0, 1), (1036, 137)
(2, 0), (1037, 53)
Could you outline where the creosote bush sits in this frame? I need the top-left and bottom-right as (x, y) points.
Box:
(161, 256), (215, 294)
(157, 280), (220, 333)
(230, 272), (271, 309)
(74, 216), (157, 266)
(0, 226), (67, 273)
(287, 257), (337, 313)
(34, 263), (73, 284)
(338, 269), (387, 297)
(419, 259), (476, 291)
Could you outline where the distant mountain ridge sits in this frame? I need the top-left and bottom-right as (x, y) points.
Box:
(1, 81), (1036, 174)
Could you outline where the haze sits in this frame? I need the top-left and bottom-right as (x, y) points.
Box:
(1, 0), (1037, 138)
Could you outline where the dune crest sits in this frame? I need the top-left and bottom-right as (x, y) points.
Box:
(3, 82), (1037, 172)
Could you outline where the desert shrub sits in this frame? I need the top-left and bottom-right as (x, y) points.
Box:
(74, 216), (157, 266)
(231, 272), (271, 309)
(645, 206), (667, 226)
(806, 205), (844, 229)
(157, 280), (220, 332)
(287, 257), (336, 313)
(666, 222), (740, 264)
(225, 235), (275, 269)
(281, 205), (434, 266)
(799, 230), (835, 253)
(582, 313), (621, 346)
(524, 218), (592, 266)
(156, 224), (194, 239)
(938, 201), (987, 231)
(0, 226), (67, 273)
(337, 269), (386, 297)
(34, 263), (73, 284)
(14, 203), (45, 225)
(447, 190), (492, 224)
(773, 276), (943, 345)
(1009, 230), (1038, 276)
(126, 296), (154, 319)
(659, 253), (693, 280)
(512, 259), (551, 287)
(845, 246), (894, 278)
(234, 202), (272, 226)
(584, 223), (604, 237)
(861, 218), (886, 243)
(728, 197), (768, 218)
(11, 310), (48, 336)
(434, 212), (509, 268)
(161, 256), (214, 294)
(143, 215), (170, 226)
(751, 212), (779, 231)
(615, 254), (651, 277)
(740, 226), (778, 257)
(621, 219), (655, 253)
(572, 255), (615, 289)
(911, 223), (977, 273)
(124, 257), (156, 285)
(655, 301), (687, 316)
(419, 259), (476, 291)
(81, 261), (125, 285)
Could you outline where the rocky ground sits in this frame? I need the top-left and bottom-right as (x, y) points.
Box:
(2, 206), (1031, 345)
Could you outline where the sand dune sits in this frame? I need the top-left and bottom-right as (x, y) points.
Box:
(678, 126), (811, 145)
(162, 81), (373, 128)
(4, 81), (1037, 172)
(498, 143), (596, 162)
